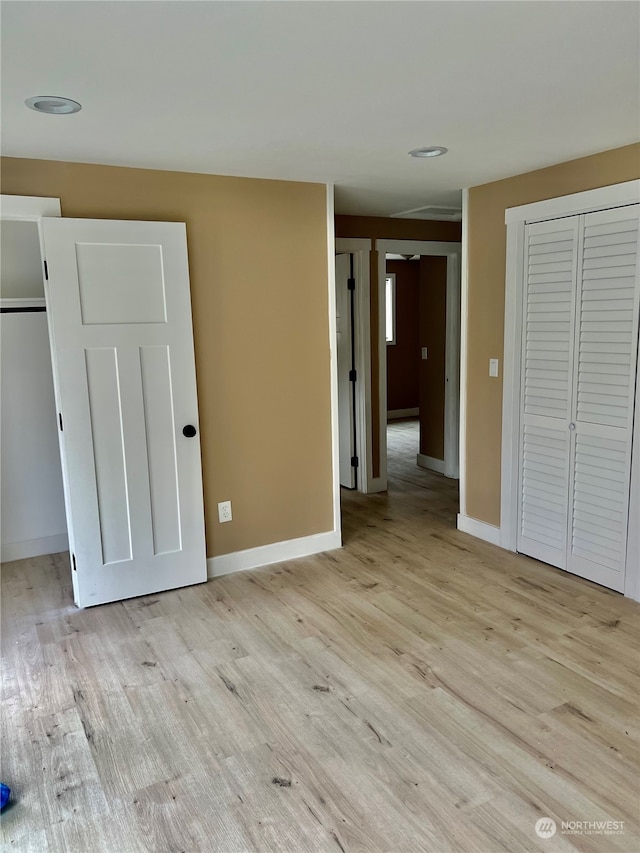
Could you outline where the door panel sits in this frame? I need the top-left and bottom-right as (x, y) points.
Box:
(43, 218), (206, 607)
(76, 242), (167, 324)
(517, 218), (579, 569)
(565, 205), (639, 591)
(139, 345), (182, 556)
(84, 346), (132, 565)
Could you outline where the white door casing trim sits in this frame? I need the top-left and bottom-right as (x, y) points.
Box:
(0, 195), (62, 221)
(208, 529), (342, 578)
(376, 239), (462, 490)
(626, 360), (640, 601)
(501, 179), (640, 601)
(504, 181), (640, 225)
(326, 186), (343, 536)
(335, 237), (372, 493)
(459, 189), (470, 518)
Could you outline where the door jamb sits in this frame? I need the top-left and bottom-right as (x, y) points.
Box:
(376, 239), (462, 491)
(501, 179), (640, 601)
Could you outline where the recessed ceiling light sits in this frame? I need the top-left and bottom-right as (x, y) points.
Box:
(409, 146), (448, 158)
(25, 96), (82, 115)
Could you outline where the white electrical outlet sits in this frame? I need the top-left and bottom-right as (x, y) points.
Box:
(421, 347), (428, 360)
(218, 500), (232, 523)
(489, 358), (500, 378)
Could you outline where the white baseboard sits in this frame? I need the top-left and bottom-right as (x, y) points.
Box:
(416, 453), (445, 474)
(1, 532), (69, 563)
(456, 514), (501, 546)
(387, 408), (419, 420)
(207, 529), (342, 578)
(365, 476), (387, 494)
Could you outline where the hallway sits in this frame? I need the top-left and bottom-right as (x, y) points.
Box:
(341, 417), (458, 545)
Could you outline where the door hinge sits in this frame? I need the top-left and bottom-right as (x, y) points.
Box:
(72, 554), (77, 572)
(347, 277), (355, 291)
(349, 368), (357, 382)
(44, 260), (48, 281)
(58, 413), (63, 431)
(351, 456), (359, 468)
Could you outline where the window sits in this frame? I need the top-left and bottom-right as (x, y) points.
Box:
(385, 273), (396, 344)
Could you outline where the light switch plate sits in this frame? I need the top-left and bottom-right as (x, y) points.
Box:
(489, 358), (499, 378)
(421, 347), (428, 360)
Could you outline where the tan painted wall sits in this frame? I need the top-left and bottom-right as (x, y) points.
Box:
(1, 157), (333, 557)
(466, 143), (640, 525)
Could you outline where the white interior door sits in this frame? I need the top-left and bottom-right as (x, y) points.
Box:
(335, 253), (356, 488)
(42, 218), (207, 607)
(517, 217), (579, 569)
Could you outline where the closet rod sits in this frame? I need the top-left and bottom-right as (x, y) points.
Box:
(0, 306), (46, 313)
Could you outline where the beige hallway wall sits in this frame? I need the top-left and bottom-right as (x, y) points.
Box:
(1, 157), (334, 557)
(465, 142), (640, 525)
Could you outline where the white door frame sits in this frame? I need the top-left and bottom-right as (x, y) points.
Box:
(501, 179), (640, 601)
(0, 196), (60, 308)
(335, 237), (373, 493)
(376, 239), (462, 489)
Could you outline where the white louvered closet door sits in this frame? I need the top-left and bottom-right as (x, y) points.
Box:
(517, 219), (579, 569)
(567, 205), (639, 591)
(518, 204), (639, 592)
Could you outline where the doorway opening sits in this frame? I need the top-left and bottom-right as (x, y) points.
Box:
(333, 236), (461, 517)
(379, 241), (462, 507)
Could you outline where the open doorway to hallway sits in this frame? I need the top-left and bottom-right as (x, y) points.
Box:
(333, 232), (461, 513)
(377, 240), (461, 491)
(384, 250), (458, 507)
(340, 413), (459, 546)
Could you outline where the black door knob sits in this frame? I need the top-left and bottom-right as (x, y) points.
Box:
(182, 425), (197, 438)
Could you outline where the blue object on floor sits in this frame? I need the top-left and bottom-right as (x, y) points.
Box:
(0, 783), (10, 810)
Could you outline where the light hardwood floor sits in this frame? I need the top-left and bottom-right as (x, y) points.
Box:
(1, 419), (639, 852)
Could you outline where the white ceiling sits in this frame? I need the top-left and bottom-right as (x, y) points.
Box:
(2, 1), (638, 217)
